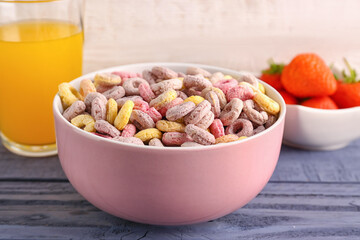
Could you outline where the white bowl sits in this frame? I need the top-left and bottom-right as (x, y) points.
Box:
(283, 104), (360, 150)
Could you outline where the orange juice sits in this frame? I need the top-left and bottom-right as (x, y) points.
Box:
(0, 20), (83, 145)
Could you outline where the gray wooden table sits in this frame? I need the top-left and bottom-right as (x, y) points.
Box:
(0, 139), (359, 240)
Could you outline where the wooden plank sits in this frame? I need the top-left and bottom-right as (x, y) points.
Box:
(0, 139), (360, 182)
(0, 181), (359, 239)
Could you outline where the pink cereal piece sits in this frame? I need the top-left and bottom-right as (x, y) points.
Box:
(133, 99), (150, 112)
(142, 70), (157, 85)
(116, 96), (143, 108)
(121, 124), (137, 137)
(96, 84), (113, 93)
(139, 83), (156, 102)
(166, 101), (196, 121)
(162, 132), (192, 146)
(146, 107), (162, 123)
(158, 97), (184, 117)
(186, 67), (212, 78)
(243, 100), (268, 125)
(130, 110), (155, 130)
(184, 100), (211, 125)
(205, 91), (221, 118)
(220, 98), (243, 126)
(214, 79), (238, 94)
(151, 66), (178, 80)
(63, 100), (86, 121)
(94, 120), (121, 137)
(148, 138), (164, 147)
(113, 136), (144, 145)
(209, 119), (225, 138)
(185, 124), (215, 145)
(91, 97), (107, 120)
(195, 111), (214, 129)
(84, 92), (107, 113)
(265, 114), (277, 129)
(181, 141), (203, 147)
(226, 84), (255, 102)
(111, 71), (138, 80)
(183, 75), (212, 90)
(122, 78), (149, 96)
(253, 125), (266, 135)
(176, 90), (188, 100)
(225, 119), (254, 137)
(102, 86), (126, 100)
(92, 132), (112, 139)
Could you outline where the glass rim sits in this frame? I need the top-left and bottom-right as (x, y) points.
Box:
(0, 0), (65, 3)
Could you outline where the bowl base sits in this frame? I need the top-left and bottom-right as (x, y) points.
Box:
(282, 140), (350, 151)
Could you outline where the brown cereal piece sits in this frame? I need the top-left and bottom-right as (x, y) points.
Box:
(62, 100), (86, 121)
(183, 75), (212, 90)
(195, 111), (214, 129)
(142, 70), (157, 85)
(151, 66), (178, 80)
(113, 136), (144, 145)
(94, 120), (121, 137)
(185, 124), (215, 145)
(102, 86), (125, 100)
(116, 96), (143, 108)
(225, 119), (254, 137)
(130, 110), (155, 130)
(166, 101), (196, 121)
(186, 67), (212, 78)
(181, 141), (203, 147)
(210, 72), (225, 84)
(84, 92), (107, 113)
(148, 138), (164, 147)
(243, 100), (268, 125)
(265, 114), (277, 129)
(253, 125), (266, 135)
(176, 91), (188, 100)
(201, 87), (227, 109)
(91, 97), (107, 121)
(237, 73), (259, 88)
(205, 91), (221, 118)
(220, 98), (243, 126)
(184, 100), (211, 125)
(123, 78), (149, 96)
(151, 78), (183, 95)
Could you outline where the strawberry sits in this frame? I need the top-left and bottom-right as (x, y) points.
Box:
(301, 96), (338, 109)
(281, 53), (337, 98)
(260, 59), (285, 91)
(279, 90), (298, 105)
(331, 59), (360, 108)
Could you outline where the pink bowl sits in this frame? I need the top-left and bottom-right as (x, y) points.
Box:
(53, 63), (286, 225)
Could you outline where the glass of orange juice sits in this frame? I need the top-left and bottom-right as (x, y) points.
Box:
(0, 0), (83, 156)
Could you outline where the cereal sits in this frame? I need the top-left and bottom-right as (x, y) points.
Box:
(146, 107), (162, 123)
(184, 88), (202, 97)
(243, 100), (269, 125)
(183, 75), (212, 90)
(181, 141), (202, 147)
(201, 87), (227, 109)
(213, 79), (238, 94)
(185, 124), (215, 145)
(94, 120), (121, 137)
(209, 72), (225, 84)
(130, 110), (155, 130)
(151, 78), (183, 95)
(220, 98), (243, 126)
(122, 77), (149, 96)
(209, 119), (225, 138)
(186, 67), (212, 78)
(106, 98), (118, 125)
(58, 82), (83, 109)
(156, 120), (186, 132)
(166, 101), (196, 121)
(102, 86), (125, 100)
(80, 79), (96, 97)
(96, 84), (113, 93)
(205, 91), (221, 118)
(183, 95), (205, 105)
(258, 83), (266, 94)
(142, 70), (157, 85)
(91, 97), (107, 121)
(121, 123), (137, 137)
(133, 99), (150, 112)
(134, 128), (162, 142)
(114, 100), (134, 130)
(226, 84), (254, 102)
(162, 132), (192, 146)
(158, 97), (184, 116)
(150, 89), (177, 110)
(253, 91), (280, 115)
(225, 119), (254, 137)
(253, 125), (266, 135)
(116, 96), (143, 108)
(71, 114), (96, 132)
(92, 132), (112, 139)
(176, 90), (188, 100)
(265, 114), (277, 129)
(63, 100), (86, 121)
(148, 138), (164, 147)
(152, 66), (178, 80)
(237, 73), (259, 88)
(94, 73), (121, 87)
(139, 83), (156, 102)
(111, 71), (139, 80)
(113, 136), (144, 145)
(84, 92), (107, 113)
(184, 100), (211, 125)
(195, 111), (214, 129)
(215, 134), (239, 144)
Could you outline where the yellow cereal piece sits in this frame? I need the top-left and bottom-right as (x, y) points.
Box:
(238, 136), (248, 140)
(224, 75), (233, 79)
(253, 92), (280, 115)
(58, 82), (83, 109)
(215, 134), (238, 144)
(150, 89), (177, 109)
(114, 100), (134, 130)
(156, 120), (185, 133)
(80, 79), (96, 97)
(258, 83), (266, 94)
(94, 73), (121, 87)
(183, 96), (205, 105)
(106, 98), (118, 125)
(135, 128), (162, 142)
(175, 118), (184, 124)
(71, 114), (95, 132)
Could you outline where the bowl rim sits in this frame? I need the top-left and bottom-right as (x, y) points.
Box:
(286, 103), (360, 113)
(53, 62), (286, 151)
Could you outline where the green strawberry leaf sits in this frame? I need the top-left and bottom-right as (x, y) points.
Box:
(262, 58), (285, 75)
(342, 58), (360, 84)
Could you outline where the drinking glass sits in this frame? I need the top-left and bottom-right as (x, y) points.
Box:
(0, 0), (83, 156)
